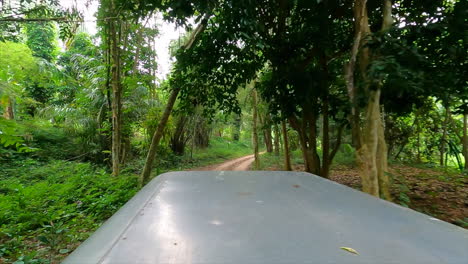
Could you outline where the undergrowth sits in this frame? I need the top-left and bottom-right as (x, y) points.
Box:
(0, 160), (139, 263)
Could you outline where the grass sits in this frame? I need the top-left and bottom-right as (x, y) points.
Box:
(188, 137), (253, 167)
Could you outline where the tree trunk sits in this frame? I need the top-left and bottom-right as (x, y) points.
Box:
(132, 25), (144, 76)
(274, 124), (280, 156)
(463, 112), (468, 170)
(329, 123), (345, 165)
(377, 109), (391, 201)
(139, 18), (208, 186)
(416, 113), (421, 162)
(264, 126), (273, 153)
(232, 113), (241, 141)
(289, 113), (320, 174)
(109, 10), (122, 177)
(345, 0), (392, 200)
(259, 113), (273, 153)
(194, 116), (210, 148)
(307, 111), (321, 175)
(140, 87), (180, 185)
(321, 96), (330, 178)
(376, 0), (393, 201)
(170, 115), (188, 155)
(282, 120), (292, 171)
(3, 97), (14, 120)
(252, 88), (260, 169)
(290, 115), (312, 172)
(439, 105), (450, 166)
(358, 90), (381, 197)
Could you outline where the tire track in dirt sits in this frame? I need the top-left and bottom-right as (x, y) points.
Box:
(195, 153), (263, 171)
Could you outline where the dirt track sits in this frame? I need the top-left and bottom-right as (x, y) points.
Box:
(196, 154), (257, 171)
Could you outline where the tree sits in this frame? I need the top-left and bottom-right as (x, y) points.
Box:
(282, 120), (292, 171)
(97, 0), (124, 176)
(252, 85), (260, 169)
(25, 20), (58, 62)
(345, 0), (393, 200)
(140, 18), (209, 185)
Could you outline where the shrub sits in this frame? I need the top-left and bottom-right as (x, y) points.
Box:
(0, 159), (139, 263)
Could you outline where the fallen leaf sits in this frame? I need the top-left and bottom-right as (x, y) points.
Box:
(340, 247), (359, 255)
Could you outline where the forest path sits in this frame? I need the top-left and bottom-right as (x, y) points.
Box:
(195, 153), (264, 171)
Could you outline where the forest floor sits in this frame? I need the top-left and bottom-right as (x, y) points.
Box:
(257, 153), (468, 228)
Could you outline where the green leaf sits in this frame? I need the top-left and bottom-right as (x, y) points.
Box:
(37, 235), (49, 244)
(340, 247), (359, 255)
(59, 248), (70, 254)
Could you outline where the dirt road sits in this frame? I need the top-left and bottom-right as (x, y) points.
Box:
(196, 154), (258, 171)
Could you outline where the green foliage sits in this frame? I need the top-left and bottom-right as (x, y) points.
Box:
(332, 144), (356, 167)
(0, 118), (82, 160)
(0, 118), (38, 156)
(193, 137), (252, 163)
(0, 41), (38, 96)
(397, 183), (411, 208)
(25, 20), (59, 62)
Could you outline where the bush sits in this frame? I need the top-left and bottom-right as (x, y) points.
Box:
(0, 118), (81, 162)
(332, 144), (356, 166)
(0, 159), (139, 263)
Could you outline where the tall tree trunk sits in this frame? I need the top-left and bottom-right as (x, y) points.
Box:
(274, 124), (280, 156)
(140, 87), (180, 185)
(345, 0), (392, 200)
(139, 18), (208, 186)
(263, 123), (273, 153)
(109, 10), (122, 177)
(307, 111), (321, 175)
(3, 97), (14, 120)
(282, 120), (292, 171)
(290, 115), (312, 172)
(252, 88), (260, 169)
(463, 112), (468, 170)
(416, 113), (421, 162)
(440, 104), (450, 166)
(132, 25), (144, 76)
(329, 123), (345, 166)
(258, 114), (271, 153)
(232, 113), (241, 141)
(170, 115), (188, 155)
(321, 96), (330, 178)
(289, 113), (320, 174)
(359, 90), (381, 197)
(377, 107), (391, 201)
(377, 0), (392, 200)
(194, 114), (210, 148)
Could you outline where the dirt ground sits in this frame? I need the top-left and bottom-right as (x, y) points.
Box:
(195, 154), (258, 171)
